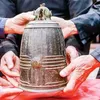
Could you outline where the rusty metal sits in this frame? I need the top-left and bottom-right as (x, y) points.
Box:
(19, 4), (67, 92)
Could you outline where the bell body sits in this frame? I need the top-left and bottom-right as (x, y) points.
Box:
(19, 20), (67, 92)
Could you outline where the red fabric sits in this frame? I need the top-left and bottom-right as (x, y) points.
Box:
(1, 79), (100, 100)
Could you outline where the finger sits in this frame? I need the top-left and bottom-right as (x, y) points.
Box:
(0, 51), (14, 69)
(6, 76), (19, 87)
(70, 52), (79, 62)
(26, 11), (33, 15)
(63, 70), (87, 93)
(12, 13), (36, 27)
(66, 46), (79, 62)
(51, 16), (64, 22)
(20, 12), (36, 21)
(51, 16), (66, 28)
(12, 25), (25, 34)
(1, 65), (19, 77)
(60, 64), (75, 77)
(62, 28), (71, 38)
(67, 72), (73, 81)
(0, 77), (11, 86)
(66, 51), (71, 65)
(4, 56), (14, 69)
(62, 27), (78, 39)
(13, 56), (20, 71)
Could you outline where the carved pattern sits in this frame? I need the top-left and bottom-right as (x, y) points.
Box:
(19, 54), (67, 91)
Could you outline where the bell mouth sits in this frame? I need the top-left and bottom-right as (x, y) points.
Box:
(19, 85), (66, 93)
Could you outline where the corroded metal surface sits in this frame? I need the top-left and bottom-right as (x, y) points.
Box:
(19, 5), (67, 92)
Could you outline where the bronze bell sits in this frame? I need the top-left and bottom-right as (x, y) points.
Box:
(19, 4), (67, 92)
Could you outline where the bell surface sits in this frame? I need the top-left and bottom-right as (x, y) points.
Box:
(19, 5), (67, 92)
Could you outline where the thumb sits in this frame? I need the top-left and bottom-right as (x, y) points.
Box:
(60, 63), (75, 77)
(66, 46), (79, 63)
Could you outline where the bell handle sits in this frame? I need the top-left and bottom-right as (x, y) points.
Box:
(33, 3), (52, 20)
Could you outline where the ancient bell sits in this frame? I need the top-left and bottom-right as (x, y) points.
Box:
(19, 4), (67, 92)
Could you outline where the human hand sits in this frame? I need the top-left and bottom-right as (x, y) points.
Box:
(51, 16), (78, 39)
(60, 55), (99, 95)
(4, 11), (35, 34)
(0, 75), (22, 99)
(66, 46), (79, 65)
(0, 51), (20, 87)
(0, 76), (12, 87)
